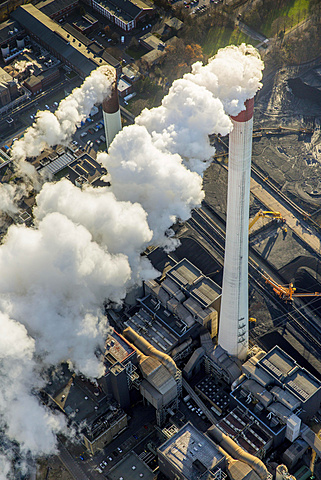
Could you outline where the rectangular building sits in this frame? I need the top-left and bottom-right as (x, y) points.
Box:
(91, 0), (154, 32)
(158, 422), (225, 480)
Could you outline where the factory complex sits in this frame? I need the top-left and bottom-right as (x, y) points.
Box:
(0, 2), (320, 479)
(27, 85), (321, 479)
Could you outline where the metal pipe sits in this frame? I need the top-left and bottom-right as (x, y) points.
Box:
(122, 326), (178, 376)
(207, 424), (269, 480)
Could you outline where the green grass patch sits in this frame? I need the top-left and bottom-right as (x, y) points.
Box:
(125, 47), (146, 60)
(65, 71), (77, 80)
(202, 26), (253, 58)
(260, 0), (310, 36)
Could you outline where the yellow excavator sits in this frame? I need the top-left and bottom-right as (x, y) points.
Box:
(263, 274), (321, 302)
(249, 210), (286, 231)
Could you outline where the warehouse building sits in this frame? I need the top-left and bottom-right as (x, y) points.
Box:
(35, 0), (79, 21)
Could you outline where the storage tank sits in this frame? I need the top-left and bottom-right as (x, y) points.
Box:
(16, 38), (25, 49)
(1, 45), (9, 58)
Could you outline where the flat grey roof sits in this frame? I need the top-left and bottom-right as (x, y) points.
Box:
(41, 151), (75, 175)
(260, 347), (296, 378)
(158, 422), (224, 479)
(286, 370), (320, 401)
(259, 346), (321, 401)
(107, 452), (154, 480)
(105, 329), (135, 364)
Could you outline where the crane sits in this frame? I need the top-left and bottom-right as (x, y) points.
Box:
(249, 210), (286, 231)
(309, 428), (321, 479)
(263, 274), (321, 302)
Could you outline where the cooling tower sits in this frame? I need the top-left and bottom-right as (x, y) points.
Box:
(102, 78), (122, 152)
(218, 97), (254, 361)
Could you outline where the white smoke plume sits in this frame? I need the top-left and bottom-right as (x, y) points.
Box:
(11, 65), (114, 179)
(34, 179), (156, 283)
(98, 126), (204, 248)
(0, 44), (264, 477)
(0, 183), (25, 215)
(0, 313), (66, 458)
(185, 43), (264, 116)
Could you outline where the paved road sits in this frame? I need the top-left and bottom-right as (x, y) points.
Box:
(58, 440), (92, 480)
(182, 378), (216, 425)
(237, 20), (266, 42)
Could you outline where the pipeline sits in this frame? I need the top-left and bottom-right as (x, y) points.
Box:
(216, 445), (261, 480)
(207, 425), (269, 480)
(123, 326), (178, 376)
(170, 337), (192, 358)
(231, 373), (246, 391)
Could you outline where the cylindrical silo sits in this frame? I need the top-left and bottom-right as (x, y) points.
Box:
(218, 97), (254, 360)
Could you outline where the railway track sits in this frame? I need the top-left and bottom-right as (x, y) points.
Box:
(187, 205), (321, 355)
(251, 164), (309, 219)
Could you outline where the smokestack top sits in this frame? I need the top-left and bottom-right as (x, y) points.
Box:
(230, 97), (254, 123)
(102, 80), (119, 115)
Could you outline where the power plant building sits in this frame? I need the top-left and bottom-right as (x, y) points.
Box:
(43, 363), (128, 455)
(144, 258), (221, 342)
(122, 326), (180, 425)
(231, 346), (321, 447)
(99, 329), (139, 409)
(219, 98), (255, 361)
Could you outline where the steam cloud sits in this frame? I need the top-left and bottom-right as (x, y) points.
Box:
(0, 44), (263, 478)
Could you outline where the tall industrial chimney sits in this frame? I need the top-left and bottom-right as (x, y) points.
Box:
(218, 97), (254, 361)
(102, 78), (122, 152)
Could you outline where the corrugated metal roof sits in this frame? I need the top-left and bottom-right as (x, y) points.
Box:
(41, 151), (74, 175)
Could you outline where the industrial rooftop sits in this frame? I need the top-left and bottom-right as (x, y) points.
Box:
(158, 422), (225, 480)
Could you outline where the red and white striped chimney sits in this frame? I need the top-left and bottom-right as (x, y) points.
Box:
(102, 77), (122, 152)
(218, 97), (254, 360)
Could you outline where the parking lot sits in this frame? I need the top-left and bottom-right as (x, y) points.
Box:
(171, 0), (223, 14)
